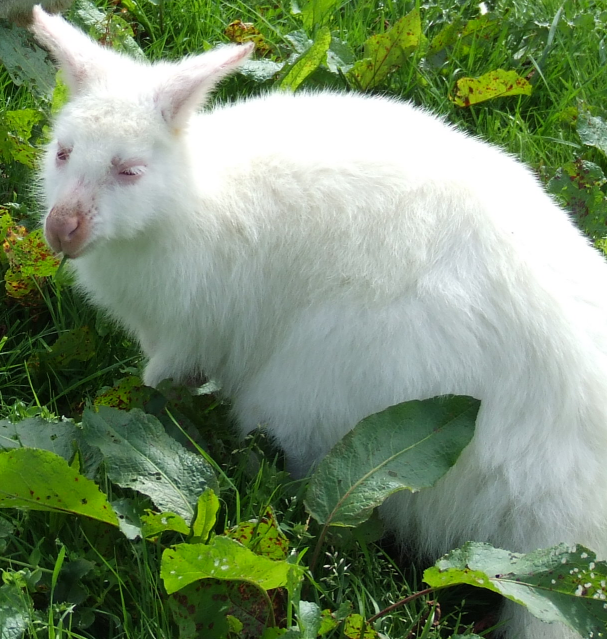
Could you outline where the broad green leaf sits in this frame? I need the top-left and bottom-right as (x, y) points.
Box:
(168, 579), (274, 639)
(299, 600), (322, 638)
(141, 510), (190, 538)
(305, 396), (478, 527)
(191, 488), (219, 542)
(326, 37), (355, 74)
(343, 614), (380, 638)
(161, 535), (303, 594)
(424, 542), (607, 637)
(82, 406), (218, 524)
(225, 507), (289, 559)
(239, 59), (284, 82)
(0, 583), (30, 639)
(348, 10), (424, 90)
(0, 416), (102, 479)
(0, 448), (119, 526)
(577, 111), (607, 157)
(301, 0), (341, 29)
(0, 24), (56, 97)
(451, 69), (532, 107)
(281, 26), (332, 91)
(39, 327), (96, 369)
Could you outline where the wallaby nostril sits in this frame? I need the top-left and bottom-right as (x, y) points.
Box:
(45, 208), (88, 257)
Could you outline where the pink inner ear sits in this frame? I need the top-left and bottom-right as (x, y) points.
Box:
(155, 43), (255, 128)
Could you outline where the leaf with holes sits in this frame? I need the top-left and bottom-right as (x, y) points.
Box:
(348, 9), (424, 90)
(161, 535), (303, 594)
(305, 396), (478, 528)
(451, 69), (532, 107)
(81, 407), (218, 524)
(0, 448), (118, 526)
(424, 542), (607, 638)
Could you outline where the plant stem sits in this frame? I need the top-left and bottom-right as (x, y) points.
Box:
(366, 586), (438, 625)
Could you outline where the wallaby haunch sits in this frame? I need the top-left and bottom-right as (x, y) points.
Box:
(32, 7), (607, 638)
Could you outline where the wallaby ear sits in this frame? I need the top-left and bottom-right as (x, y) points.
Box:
(154, 42), (254, 130)
(29, 5), (117, 94)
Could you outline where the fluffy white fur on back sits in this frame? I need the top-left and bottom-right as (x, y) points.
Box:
(32, 8), (607, 638)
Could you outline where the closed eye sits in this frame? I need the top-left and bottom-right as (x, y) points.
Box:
(113, 159), (148, 183)
(119, 166), (146, 177)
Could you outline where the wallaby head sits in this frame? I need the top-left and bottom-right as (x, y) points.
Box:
(30, 7), (253, 258)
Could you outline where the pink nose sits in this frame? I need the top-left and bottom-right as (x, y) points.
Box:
(45, 206), (89, 257)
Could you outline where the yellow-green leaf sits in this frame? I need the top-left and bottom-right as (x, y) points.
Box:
(451, 69), (532, 107)
(281, 26), (332, 92)
(0, 448), (119, 526)
(348, 9), (423, 90)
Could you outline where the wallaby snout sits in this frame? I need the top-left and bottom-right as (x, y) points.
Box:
(45, 202), (92, 257)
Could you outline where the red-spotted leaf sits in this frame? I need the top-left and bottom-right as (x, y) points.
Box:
(0, 448), (119, 526)
(94, 375), (153, 410)
(168, 579), (278, 639)
(451, 69), (532, 107)
(348, 9), (424, 90)
(225, 507), (289, 560)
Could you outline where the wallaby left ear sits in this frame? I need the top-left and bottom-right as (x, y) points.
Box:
(153, 42), (254, 130)
(30, 5), (128, 95)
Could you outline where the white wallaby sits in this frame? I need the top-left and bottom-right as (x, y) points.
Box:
(32, 7), (607, 638)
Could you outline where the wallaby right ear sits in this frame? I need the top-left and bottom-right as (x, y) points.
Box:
(29, 5), (117, 94)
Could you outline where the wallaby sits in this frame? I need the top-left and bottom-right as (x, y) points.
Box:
(32, 7), (607, 638)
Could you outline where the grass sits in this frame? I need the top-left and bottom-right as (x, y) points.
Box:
(1, 0), (606, 637)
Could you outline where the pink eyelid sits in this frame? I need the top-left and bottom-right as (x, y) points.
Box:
(111, 158), (148, 181)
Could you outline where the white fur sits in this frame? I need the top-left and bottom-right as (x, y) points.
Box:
(32, 8), (607, 638)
